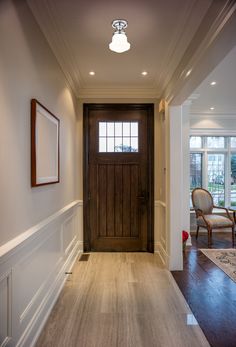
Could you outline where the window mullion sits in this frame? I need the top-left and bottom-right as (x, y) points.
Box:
(226, 137), (231, 207)
(203, 150), (208, 190)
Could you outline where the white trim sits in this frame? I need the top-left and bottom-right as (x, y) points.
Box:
(78, 88), (160, 99)
(190, 113), (236, 119)
(0, 201), (83, 347)
(17, 242), (82, 347)
(0, 200), (82, 264)
(155, 200), (166, 208)
(190, 129), (236, 136)
(154, 242), (169, 268)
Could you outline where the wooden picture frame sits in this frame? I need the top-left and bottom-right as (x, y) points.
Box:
(31, 99), (60, 187)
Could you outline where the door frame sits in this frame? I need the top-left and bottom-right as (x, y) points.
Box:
(83, 103), (154, 252)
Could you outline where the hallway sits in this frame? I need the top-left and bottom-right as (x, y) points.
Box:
(36, 253), (209, 347)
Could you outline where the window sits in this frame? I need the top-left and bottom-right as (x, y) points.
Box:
(190, 153), (202, 190)
(206, 136), (225, 148)
(190, 136), (236, 208)
(99, 122), (138, 152)
(207, 154), (225, 206)
(190, 153), (202, 207)
(231, 154), (236, 206)
(190, 136), (202, 149)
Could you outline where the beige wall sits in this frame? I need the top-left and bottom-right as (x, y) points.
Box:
(0, 0), (79, 246)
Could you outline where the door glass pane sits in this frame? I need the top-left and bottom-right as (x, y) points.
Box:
(231, 154), (236, 207)
(99, 138), (106, 152)
(107, 138), (114, 152)
(123, 137), (131, 151)
(190, 153), (202, 207)
(115, 137), (123, 152)
(99, 122), (106, 137)
(190, 136), (202, 149)
(123, 123), (130, 137)
(107, 122), (114, 137)
(208, 154), (225, 206)
(115, 123), (122, 136)
(131, 123), (138, 136)
(131, 137), (138, 152)
(206, 137), (225, 148)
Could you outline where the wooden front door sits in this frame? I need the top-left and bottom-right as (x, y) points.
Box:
(84, 104), (154, 252)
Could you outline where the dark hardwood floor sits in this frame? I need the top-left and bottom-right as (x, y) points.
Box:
(172, 231), (236, 347)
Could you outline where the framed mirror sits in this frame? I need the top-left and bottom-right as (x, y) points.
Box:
(31, 99), (60, 187)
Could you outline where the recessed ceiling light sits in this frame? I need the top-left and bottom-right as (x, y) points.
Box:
(185, 69), (192, 77)
(210, 81), (217, 86)
(89, 71), (95, 76)
(141, 71), (148, 76)
(210, 107), (215, 110)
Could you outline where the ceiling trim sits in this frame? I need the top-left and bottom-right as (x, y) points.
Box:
(27, 0), (82, 96)
(155, 0), (211, 93)
(190, 113), (236, 119)
(77, 88), (160, 99)
(190, 129), (236, 136)
(163, 0), (236, 105)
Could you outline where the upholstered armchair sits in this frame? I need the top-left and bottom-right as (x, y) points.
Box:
(191, 188), (235, 247)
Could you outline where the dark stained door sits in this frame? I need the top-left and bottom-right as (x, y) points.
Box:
(84, 104), (154, 252)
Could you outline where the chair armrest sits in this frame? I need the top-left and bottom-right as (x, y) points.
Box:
(193, 208), (203, 216)
(193, 208), (210, 227)
(213, 205), (235, 223)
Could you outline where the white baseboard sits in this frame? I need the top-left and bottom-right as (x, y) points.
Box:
(0, 200), (83, 347)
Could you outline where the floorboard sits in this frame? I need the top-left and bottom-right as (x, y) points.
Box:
(36, 253), (209, 347)
(172, 231), (236, 347)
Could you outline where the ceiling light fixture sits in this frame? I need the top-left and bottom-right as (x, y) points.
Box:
(109, 19), (130, 53)
(210, 81), (216, 86)
(210, 107), (215, 110)
(142, 71), (148, 76)
(89, 71), (95, 76)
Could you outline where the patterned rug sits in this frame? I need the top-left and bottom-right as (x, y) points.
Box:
(200, 249), (236, 282)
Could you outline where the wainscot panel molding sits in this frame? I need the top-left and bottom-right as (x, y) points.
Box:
(154, 200), (168, 267)
(154, 242), (169, 268)
(0, 200), (83, 347)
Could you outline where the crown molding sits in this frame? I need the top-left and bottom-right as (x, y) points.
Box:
(155, 1), (211, 94)
(190, 129), (236, 136)
(163, 0), (236, 105)
(190, 112), (236, 119)
(27, 0), (83, 97)
(77, 88), (160, 99)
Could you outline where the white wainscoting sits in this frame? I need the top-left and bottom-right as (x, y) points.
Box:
(0, 200), (83, 347)
(154, 200), (169, 268)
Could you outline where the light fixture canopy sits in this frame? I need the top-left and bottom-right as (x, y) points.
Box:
(109, 19), (130, 53)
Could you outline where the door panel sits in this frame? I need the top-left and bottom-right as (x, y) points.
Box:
(84, 104), (154, 252)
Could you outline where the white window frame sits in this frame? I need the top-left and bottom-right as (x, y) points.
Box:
(190, 131), (236, 208)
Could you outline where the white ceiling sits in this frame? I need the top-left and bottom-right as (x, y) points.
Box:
(27, 0), (212, 97)
(190, 45), (236, 115)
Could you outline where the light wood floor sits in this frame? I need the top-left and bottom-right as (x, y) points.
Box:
(35, 253), (210, 347)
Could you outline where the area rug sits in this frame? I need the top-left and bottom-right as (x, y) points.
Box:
(200, 249), (236, 282)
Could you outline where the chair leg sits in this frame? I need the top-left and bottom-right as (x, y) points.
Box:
(207, 227), (212, 248)
(196, 226), (199, 239)
(232, 226), (235, 247)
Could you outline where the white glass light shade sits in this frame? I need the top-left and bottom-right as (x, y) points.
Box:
(109, 32), (130, 53)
